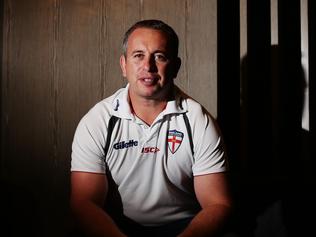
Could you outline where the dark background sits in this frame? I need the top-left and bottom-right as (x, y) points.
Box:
(1, 0), (314, 236)
(218, 0), (314, 236)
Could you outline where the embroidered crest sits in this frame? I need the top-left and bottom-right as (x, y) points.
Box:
(167, 130), (184, 154)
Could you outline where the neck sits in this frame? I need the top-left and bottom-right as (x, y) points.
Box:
(130, 97), (167, 125)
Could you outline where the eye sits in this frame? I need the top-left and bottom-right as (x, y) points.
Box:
(133, 53), (144, 59)
(154, 53), (167, 62)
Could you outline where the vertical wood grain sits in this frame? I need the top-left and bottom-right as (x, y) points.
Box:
(240, 0), (247, 60)
(2, 0), (56, 235)
(2, 0), (54, 181)
(55, 1), (105, 233)
(186, 0), (217, 116)
(271, 0), (278, 45)
(103, 0), (141, 97)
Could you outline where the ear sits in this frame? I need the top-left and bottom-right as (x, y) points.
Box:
(120, 55), (127, 77)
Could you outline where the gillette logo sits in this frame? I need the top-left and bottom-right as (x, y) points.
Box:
(113, 140), (138, 150)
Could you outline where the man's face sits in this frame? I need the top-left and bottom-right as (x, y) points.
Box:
(120, 28), (180, 101)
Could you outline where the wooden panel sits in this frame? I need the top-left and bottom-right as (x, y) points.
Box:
(186, 0), (217, 116)
(141, 0), (188, 94)
(103, 0), (141, 97)
(2, 0), (56, 236)
(57, 0), (103, 115)
(240, 0), (247, 60)
(271, 0), (278, 45)
(2, 0), (54, 182)
(52, 0), (106, 235)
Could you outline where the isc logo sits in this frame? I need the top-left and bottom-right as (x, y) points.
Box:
(141, 147), (160, 153)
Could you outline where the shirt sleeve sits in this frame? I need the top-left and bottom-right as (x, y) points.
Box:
(192, 112), (228, 176)
(71, 111), (107, 174)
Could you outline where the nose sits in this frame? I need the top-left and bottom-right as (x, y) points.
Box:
(143, 55), (157, 72)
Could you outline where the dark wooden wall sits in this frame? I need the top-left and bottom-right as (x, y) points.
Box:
(1, 1), (218, 236)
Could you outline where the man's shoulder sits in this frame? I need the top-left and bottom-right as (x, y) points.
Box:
(81, 87), (126, 124)
(175, 89), (211, 117)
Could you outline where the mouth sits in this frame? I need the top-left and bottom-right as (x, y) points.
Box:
(139, 76), (159, 86)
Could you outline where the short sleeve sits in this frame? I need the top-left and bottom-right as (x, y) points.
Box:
(192, 113), (228, 176)
(71, 113), (106, 174)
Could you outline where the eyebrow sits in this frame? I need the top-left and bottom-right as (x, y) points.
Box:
(153, 50), (167, 54)
(131, 49), (167, 55)
(131, 50), (144, 55)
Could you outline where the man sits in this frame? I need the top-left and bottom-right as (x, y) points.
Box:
(70, 19), (232, 237)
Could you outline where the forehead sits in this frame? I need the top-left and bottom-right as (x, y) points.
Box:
(126, 28), (169, 52)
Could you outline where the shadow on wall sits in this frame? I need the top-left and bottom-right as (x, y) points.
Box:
(1, 177), (73, 237)
(1, 180), (44, 236)
(227, 45), (313, 237)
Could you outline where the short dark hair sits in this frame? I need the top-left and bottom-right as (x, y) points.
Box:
(122, 19), (179, 58)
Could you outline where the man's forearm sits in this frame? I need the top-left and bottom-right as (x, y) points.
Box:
(177, 204), (231, 237)
(71, 200), (127, 237)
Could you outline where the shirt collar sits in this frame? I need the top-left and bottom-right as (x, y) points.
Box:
(112, 83), (187, 119)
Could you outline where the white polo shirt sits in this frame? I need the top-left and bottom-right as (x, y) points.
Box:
(71, 84), (228, 226)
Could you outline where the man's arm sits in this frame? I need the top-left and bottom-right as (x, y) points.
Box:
(70, 171), (127, 237)
(178, 172), (232, 237)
